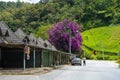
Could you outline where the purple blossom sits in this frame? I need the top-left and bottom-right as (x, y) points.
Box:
(48, 18), (82, 53)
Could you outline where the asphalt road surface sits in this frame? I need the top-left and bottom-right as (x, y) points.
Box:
(38, 60), (120, 80)
(0, 60), (120, 80)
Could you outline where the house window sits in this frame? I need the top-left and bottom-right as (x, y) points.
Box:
(23, 36), (30, 44)
(5, 30), (9, 37)
(44, 43), (47, 47)
(36, 41), (38, 44)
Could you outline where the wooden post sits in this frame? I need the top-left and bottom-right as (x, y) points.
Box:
(33, 48), (35, 68)
(23, 48), (26, 70)
(59, 52), (61, 65)
(67, 55), (69, 64)
(41, 49), (43, 67)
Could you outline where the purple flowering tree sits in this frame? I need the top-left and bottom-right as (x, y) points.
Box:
(48, 19), (82, 53)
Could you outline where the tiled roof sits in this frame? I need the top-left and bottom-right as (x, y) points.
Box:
(27, 33), (43, 48)
(15, 28), (26, 40)
(38, 37), (45, 46)
(36, 38), (44, 48)
(0, 21), (22, 44)
(44, 40), (57, 51)
(27, 33), (37, 46)
(0, 37), (4, 43)
(0, 21), (57, 51)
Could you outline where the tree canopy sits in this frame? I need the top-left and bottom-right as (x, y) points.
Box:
(0, 0), (120, 33)
(48, 19), (82, 53)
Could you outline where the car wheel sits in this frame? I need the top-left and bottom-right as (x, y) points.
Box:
(80, 64), (81, 66)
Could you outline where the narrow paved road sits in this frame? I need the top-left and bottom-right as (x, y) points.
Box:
(0, 60), (120, 80)
(38, 60), (120, 80)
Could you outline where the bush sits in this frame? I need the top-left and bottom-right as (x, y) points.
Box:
(109, 56), (119, 60)
(96, 54), (104, 60)
(104, 55), (110, 60)
(96, 55), (119, 60)
(116, 59), (120, 68)
(91, 55), (97, 60)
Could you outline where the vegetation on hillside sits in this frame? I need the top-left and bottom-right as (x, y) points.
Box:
(81, 25), (120, 60)
(35, 25), (51, 39)
(0, 0), (120, 59)
(0, 0), (120, 34)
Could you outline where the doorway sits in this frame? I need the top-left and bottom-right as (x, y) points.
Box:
(0, 48), (1, 68)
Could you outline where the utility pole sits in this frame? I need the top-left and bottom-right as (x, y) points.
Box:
(101, 41), (104, 60)
(69, 29), (71, 54)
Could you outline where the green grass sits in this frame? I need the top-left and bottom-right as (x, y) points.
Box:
(81, 25), (120, 60)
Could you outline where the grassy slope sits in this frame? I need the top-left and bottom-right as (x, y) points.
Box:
(81, 25), (120, 53)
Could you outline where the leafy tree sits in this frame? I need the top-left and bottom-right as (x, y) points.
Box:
(48, 18), (82, 53)
(35, 25), (51, 39)
(0, 0), (120, 32)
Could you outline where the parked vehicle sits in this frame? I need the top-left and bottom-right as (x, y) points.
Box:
(71, 58), (81, 66)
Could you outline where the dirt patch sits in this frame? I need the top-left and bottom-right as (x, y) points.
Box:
(0, 67), (54, 75)
(0, 66), (63, 75)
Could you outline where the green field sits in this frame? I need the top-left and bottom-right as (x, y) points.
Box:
(81, 25), (120, 60)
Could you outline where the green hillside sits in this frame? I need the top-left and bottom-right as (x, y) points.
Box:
(81, 25), (120, 60)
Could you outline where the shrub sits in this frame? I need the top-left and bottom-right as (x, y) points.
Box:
(116, 59), (120, 68)
(109, 56), (119, 60)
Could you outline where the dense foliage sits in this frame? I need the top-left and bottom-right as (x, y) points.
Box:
(0, 0), (120, 33)
(48, 19), (82, 53)
(35, 25), (51, 40)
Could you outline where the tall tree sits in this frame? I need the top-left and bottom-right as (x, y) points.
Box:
(48, 18), (82, 53)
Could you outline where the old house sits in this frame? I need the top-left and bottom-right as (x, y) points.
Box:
(0, 21), (23, 68)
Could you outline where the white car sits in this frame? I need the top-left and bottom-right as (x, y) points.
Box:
(71, 58), (81, 66)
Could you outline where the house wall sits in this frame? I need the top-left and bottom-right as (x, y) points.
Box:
(1, 48), (42, 68)
(1, 48), (23, 68)
(26, 48), (42, 68)
(42, 49), (53, 67)
(35, 49), (42, 67)
(61, 54), (69, 64)
(42, 50), (49, 67)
